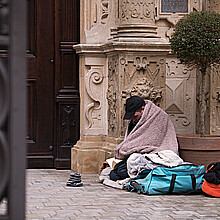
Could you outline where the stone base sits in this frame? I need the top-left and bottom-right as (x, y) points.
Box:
(71, 135), (124, 174)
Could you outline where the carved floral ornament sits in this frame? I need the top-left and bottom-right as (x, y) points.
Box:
(120, 0), (155, 23)
(123, 77), (163, 104)
(121, 56), (165, 86)
(101, 0), (109, 24)
(92, 0), (109, 25)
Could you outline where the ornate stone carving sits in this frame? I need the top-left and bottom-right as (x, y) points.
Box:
(210, 64), (220, 134)
(120, 0), (156, 24)
(107, 55), (119, 137)
(101, 0), (109, 24)
(166, 56), (196, 134)
(85, 67), (104, 129)
(86, 0), (110, 29)
(190, 0), (201, 12)
(207, 0), (220, 12)
(120, 55), (165, 108)
(83, 0), (113, 44)
(124, 77), (162, 105)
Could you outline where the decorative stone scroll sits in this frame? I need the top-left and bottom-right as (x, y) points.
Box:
(85, 67), (104, 129)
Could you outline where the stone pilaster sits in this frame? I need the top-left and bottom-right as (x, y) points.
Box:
(201, 0), (220, 135)
(210, 64), (220, 135)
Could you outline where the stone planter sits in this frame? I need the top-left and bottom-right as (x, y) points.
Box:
(177, 135), (220, 169)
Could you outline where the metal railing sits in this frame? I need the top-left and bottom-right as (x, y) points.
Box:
(0, 0), (26, 219)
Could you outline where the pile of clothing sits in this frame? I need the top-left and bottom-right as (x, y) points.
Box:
(100, 150), (185, 189)
(100, 100), (181, 190)
(100, 150), (207, 195)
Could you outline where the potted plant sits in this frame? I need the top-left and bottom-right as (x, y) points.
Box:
(170, 11), (220, 167)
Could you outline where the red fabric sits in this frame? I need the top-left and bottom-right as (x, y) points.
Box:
(202, 180), (220, 197)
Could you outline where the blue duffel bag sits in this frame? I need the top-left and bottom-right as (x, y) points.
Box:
(124, 164), (205, 195)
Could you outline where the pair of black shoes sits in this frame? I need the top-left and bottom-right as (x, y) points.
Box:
(66, 173), (83, 187)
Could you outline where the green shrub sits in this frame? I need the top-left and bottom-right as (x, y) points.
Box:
(170, 11), (220, 135)
(170, 11), (220, 72)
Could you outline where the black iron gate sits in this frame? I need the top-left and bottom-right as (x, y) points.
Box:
(0, 0), (27, 219)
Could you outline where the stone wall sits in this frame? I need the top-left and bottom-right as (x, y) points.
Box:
(71, 0), (219, 173)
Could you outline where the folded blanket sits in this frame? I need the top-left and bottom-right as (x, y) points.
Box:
(114, 100), (178, 160)
(145, 150), (183, 167)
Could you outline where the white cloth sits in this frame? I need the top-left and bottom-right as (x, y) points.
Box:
(127, 153), (159, 178)
(99, 167), (130, 189)
(145, 150), (184, 167)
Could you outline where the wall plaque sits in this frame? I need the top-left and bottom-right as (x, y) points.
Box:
(161, 0), (188, 13)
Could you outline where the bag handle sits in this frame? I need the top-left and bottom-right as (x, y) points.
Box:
(190, 174), (196, 190)
(168, 174), (177, 193)
(169, 174), (197, 193)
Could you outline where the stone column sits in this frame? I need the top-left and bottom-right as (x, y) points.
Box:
(115, 0), (159, 40)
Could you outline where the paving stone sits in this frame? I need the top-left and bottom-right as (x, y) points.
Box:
(1, 169), (220, 219)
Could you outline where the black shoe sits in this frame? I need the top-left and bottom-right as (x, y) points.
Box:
(69, 177), (81, 183)
(70, 173), (81, 178)
(66, 182), (83, 187)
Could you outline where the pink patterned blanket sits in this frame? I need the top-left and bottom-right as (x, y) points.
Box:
(114, 100), (179, 160)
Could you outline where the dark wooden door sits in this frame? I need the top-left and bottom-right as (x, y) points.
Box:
(27, 0), (80, 168)
(26, 0), (55, 167)
(54, 0), (80, 169)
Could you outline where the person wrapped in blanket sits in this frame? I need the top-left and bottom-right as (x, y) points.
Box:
(100, 96), (181, 186)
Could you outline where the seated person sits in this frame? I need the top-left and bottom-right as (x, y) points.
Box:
(114, 96), (178, 160)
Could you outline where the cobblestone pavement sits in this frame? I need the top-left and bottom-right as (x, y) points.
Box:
(0, 169), (220, 220)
